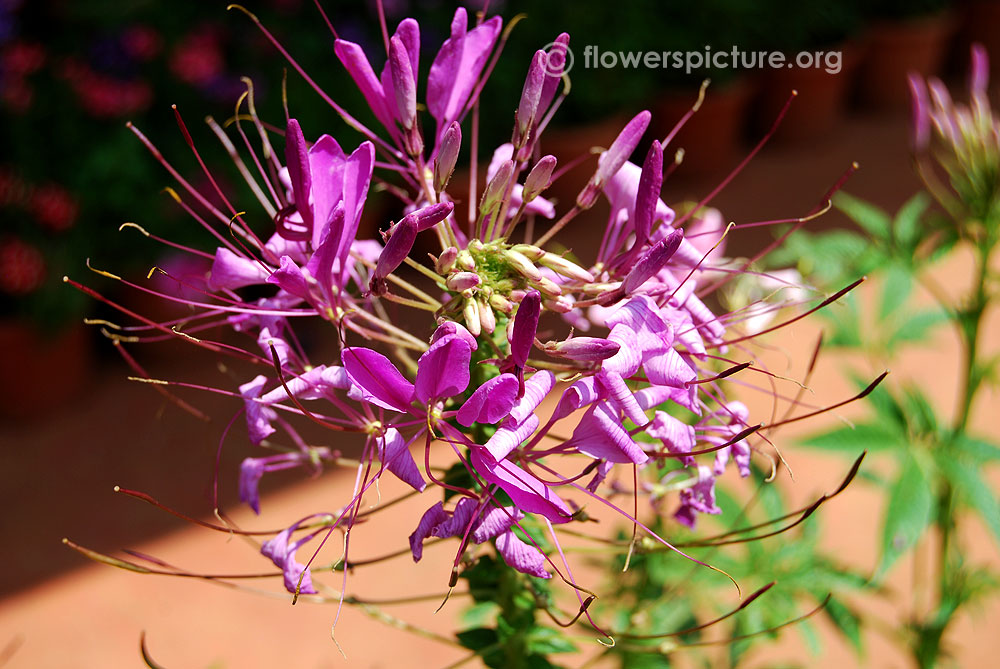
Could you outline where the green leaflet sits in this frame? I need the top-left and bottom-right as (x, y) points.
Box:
(877, 454), (934, 579)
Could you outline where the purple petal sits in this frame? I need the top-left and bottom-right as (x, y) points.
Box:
(472, 506), (524, 543)
(568, 402), (649, 464)
(208, 248), (270, 291)
(305, 134), (347, 248)
(507, 370), (556, 426)
(646, 411), (696, 466)
(240, 375), (276, 444)
(552, 376), (600, 421)
(643, 347), (696, 388)
(283, 119), (313, 240)
(634, 385), (700, 416)
(334, 39), (395, 131)
(342, 347), (414, 412)
(427, 9), (501, 143)
(430, 320), (477, 349)
(335, 142), (375, 284)
(238, 458), (266, 514)
(431, 497), (479, 539)
(511, 290), (541, 367)
(485, 413), (539, 462)
(305, 203), (346, 304)
(597, 369), (649, 427)
(457, 373), (520, 426)
(495, 529), (551, 578)
(409, 502), (449, 562)
(377, 428), (425, 491)
(470, 446), (573, 523)
(633, 140), (663, 248)
(603, 324), (642, 377)
(266, 255), (312, 300)
(586, 460), (614, 493)
(414, 333), (473, 403)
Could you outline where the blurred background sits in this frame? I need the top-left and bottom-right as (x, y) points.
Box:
(0, 0), (998, 666)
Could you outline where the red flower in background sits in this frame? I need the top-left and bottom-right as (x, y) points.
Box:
(29, 183), (77, 231)
(0, 237), (46, 295)
(169, 27), (224, 87)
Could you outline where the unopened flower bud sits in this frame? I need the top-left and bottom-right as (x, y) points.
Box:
(534, 276), (562, 297)
(577, 110), (651, 209)
(538, 253), (594, 283)
(489, 292), (514, 314)
(522, 155), (557, 203)
(456, 250), (476, 272)
(538, 34), (570, 114)
(480, 160), (514, 216)
(434, 122), (461, 193)
(514, 50), (546, 147)
(478, 295), (496, 334)
(509, 243), (544, 261)
(446, 271), (481, 292)
(389, 36), (416, 130)
(505, 249), (542, 281)
(598, 228), (683, 305)
(622, 228), (682, 293)
(435, 246), (458, 273)
(544, 337), (621, 362)
(509, 289), (527, 303)
(543, 295), (574, 313)
(634, 140), (663, 248)
(463, 298), (482, 337)
(405, 201), (454, 232)
(371, 216), (417, 294)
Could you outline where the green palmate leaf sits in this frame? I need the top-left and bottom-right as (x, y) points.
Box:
(877, 454), (934, 578)
(855, 375), (907, 432)
(822, 292), (863, 349)
(938, 457), (1000, 548)
(456, 627), (499, 651)
(900, 386), (938, 438)
(834, 192), (891, 241)
(893, 192), (930, 251)
(823, 596), (864, 653)
(954, 435), (1000, 463)
(886, 308), (948, 348)
(800, 423), (905, 453)
(879, 262), (913, 321)
(526, 625), (577, 654)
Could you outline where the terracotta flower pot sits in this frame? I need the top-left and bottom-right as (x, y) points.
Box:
(754, 44), (861, 143)
(0, 320), (93, 421)
(858, 12), (958, 110)
(651, 78), (752, 179)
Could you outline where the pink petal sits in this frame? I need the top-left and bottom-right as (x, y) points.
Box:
(568, 402), (649, 465)
(457, 373), (520, 426)
(342, 347), (414, 412)
(470, 447), (572, 523)
(495, 529), (551, 578)
(414, 333), (473, 404)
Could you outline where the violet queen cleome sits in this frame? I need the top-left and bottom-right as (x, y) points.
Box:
(66, 1), (871, 650)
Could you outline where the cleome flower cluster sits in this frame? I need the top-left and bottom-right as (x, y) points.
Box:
(72, 4), (850, 613)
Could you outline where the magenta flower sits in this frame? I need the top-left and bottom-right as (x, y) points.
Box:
(70, 2), (856, 630)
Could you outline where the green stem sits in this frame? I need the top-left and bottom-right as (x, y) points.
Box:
(917, 240), (994, 668)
